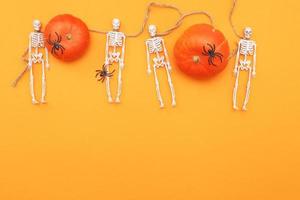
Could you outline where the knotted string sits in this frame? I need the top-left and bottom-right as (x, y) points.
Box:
(229, 0), (243, 39)
(12, 49), (29, 87)
(89, 2), (214, 37)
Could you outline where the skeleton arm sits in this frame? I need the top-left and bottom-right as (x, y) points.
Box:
(28, 33), (32, 67)
(234, 41), (241, 76)
(146, 41), (151, 75)
(45, 46), (50, 69)
(104, 33), (110, 65)
(252, 43), (257, 77)
(120, 35), (126, 69)
(162, 39), (171, 71)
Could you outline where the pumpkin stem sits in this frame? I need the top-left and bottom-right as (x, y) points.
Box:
(193, 56), (200, 64)
(66, 33), (72, 40)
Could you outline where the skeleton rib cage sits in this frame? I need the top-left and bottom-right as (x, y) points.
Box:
(30, 32), (45, 48)
(108, 31), (125, 47)
(239, 39), (255, 56)
(147, 37), (164, 54)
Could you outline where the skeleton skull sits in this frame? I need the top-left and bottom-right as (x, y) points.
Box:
(148, 25), (157, 37)
(112, 18), (121, 31)
(33, 20), (41, 32)
(244, 27), (253, 39)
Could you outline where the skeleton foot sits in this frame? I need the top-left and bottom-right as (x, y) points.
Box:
(233, 105), (239, 111)
(108, 96), (113, 103)
(160, 103), (165, 109)
(242, 106), (248, 111)
(172, 100), (176, 107)
(32, 99), (39, 105)
(40, 99), (47, 104)
(115, 97), (121, 103)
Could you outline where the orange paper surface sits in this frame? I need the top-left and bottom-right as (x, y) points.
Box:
(0, 0), (299, 199)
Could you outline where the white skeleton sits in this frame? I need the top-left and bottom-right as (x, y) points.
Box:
(233, 27), (257, 111)
(146, 25), (176, 108)
(104, 18), (126, 103)
(28, 20), (50, 104)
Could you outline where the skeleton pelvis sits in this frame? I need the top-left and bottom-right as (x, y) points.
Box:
(31, 53), (44, 64)
(153, 56), (166, 68)
(239, 60), (252, 71)
(108, 52), (121, 63)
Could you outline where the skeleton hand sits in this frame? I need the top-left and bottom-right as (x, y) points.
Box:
(233, 68), (238, 77)
(28, 59), (33, 68)
(46, 63), (50, 70)
(167, 62), (172, 71)
(120, 61), (125, 70)
(252, 70), (256, 78)
(147, 68), (152, 75)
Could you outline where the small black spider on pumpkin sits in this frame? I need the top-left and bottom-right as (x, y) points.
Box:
(95, 64), (115, 83)
(202, 43), (223, 66)
(47, 32), (66, 55)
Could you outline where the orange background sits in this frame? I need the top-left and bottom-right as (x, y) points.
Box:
(0, 0), (300, 199)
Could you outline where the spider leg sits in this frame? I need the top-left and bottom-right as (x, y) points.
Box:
(215, 54), (223, 63)
(55, 32), (60, 43)
(207, 43), (214, 51)
(208, 57), (212, 65)
(202, 46), (208, 55)
(210, 57), (217, 66)
(58, 35), (62, 43)
(52, 48), (58, 56)
(47, 34), (54, 45)
(214, 52), (223, 57)
(51, 47), (55, 55)
(47, 39), (54, 46)
(60, 46), (64, 55)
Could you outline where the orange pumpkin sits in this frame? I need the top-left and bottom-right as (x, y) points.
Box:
(44, 14), (90, 62)
(174, 24), (230, 78)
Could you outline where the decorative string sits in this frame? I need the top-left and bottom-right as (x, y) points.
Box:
(158, 10), (214, 36)
(89, 2), (214, 37)
(12, 48), (29, 87)
(229, 0), (243, 39)
(89, 2), (183, 37)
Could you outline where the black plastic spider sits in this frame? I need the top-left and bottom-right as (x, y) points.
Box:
(47, 32), (65, 55)
(202, 43), (223, 66)
(95, 65), (115, 83)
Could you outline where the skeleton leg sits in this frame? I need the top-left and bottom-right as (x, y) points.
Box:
(115, 62), (123, 103)
(233, 68), (240, 110)
(153, 66), (164, 108)
(242, 69), (252, 111)
(29, 65), (39, 104)
(105, 64), (113, 103)
(165, 67), (176, 107)
(41, 60), (47, 104)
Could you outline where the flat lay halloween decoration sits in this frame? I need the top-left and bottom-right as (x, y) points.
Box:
(44, 14), (90, 62)
(230, 0), (257, 111)
(174, 24), (230, 78)
(146, 25), (176, 108)
(12, 20), (50, 105)
(12, 0), (257, 111)
(101, 18), (126, 104)
(90, 2), (184, 107)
